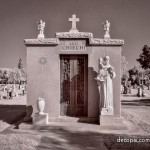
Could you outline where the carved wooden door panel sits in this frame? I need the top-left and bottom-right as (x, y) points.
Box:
(60, 55), (88, 116)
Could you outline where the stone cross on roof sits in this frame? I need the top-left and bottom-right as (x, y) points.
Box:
(69, 14), (79, 33)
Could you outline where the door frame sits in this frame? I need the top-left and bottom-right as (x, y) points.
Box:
(60, 54), (88, 117)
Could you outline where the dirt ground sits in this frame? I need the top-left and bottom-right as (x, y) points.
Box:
(121, 89), (150, 135)
(0, 90), (150, 149)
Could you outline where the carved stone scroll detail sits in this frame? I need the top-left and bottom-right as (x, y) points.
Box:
(56, 32), (93, 38)
(24, 38), (59, 45)
(89, 38), (124, 46)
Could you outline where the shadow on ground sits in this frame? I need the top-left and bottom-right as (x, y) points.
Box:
(3, 126), (150, 150)
(0, 105), (26, 124)
(34, 127), (150, 150)
(121, 99), (150, 107)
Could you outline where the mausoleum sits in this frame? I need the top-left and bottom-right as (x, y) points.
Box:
(24, 15), (124, 126)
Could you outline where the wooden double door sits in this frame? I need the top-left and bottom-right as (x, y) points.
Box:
(60, 55), (88, 116)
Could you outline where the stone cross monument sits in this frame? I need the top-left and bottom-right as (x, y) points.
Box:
(69, 14), (79, 33)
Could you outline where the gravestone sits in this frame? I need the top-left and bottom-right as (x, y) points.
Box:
(24, 15), (125, 126)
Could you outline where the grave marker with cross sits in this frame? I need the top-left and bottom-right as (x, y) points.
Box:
(69, 14), (79, 33)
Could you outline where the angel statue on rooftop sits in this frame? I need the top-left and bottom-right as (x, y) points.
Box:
(103, 20), (110, 39)
(37, 20), (45, 38)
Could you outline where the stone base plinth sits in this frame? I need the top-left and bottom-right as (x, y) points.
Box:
(99, 115), (127, 130)
(69, 29), (79, 33)
(99, 115), (114, 125)
(38, 34), (44, 39)
(104, 33), (110, 39)
(33, 113), (49, 125)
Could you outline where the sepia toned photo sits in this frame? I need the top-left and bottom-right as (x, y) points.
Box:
(0, 0), (150, 149)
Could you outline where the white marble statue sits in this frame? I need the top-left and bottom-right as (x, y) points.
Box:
(37, 20), (45, 38)
(96, 56), (116, 113)
(103, 20), (110, 39)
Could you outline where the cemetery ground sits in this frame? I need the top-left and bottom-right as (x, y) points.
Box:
(0, 90), (150, 149)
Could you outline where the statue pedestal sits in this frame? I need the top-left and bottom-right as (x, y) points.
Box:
(99, 115), (127, 130)
(69, 29), (79, 33)
(38, 34), (45, 39)
(99, 115), (127, 129)
(104, 33), (110, 39)
(101, 108), (113, 115)
(100, 108), (114, 125)
(100, 115), (114, 125)
(33, 113), (49, 125)
(99, 108), (127, 129)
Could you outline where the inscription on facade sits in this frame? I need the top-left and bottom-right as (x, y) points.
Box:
(60, 41), (86, 51)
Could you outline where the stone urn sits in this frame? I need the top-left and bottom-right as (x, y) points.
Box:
(37, 97), (45, 114)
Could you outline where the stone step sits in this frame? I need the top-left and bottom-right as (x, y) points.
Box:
(18, 121), (128, 131)
(48, 116), (99, 123)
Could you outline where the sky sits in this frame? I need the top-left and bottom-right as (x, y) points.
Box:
(0, 0), (150, 69)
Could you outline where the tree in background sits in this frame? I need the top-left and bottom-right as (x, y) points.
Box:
(136, 45), (150, 89)
(128, 66), (141, 86)
(2, 69), (11, 84)
(128, 66), (139, 77)
(0, 58), (27, 84)
(137, 45), (150, 69)
(8, 68), (22, 84)
(121, 56), (131, 94)
(121, 56), (128, 76)
(121, 56), (129, 83)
